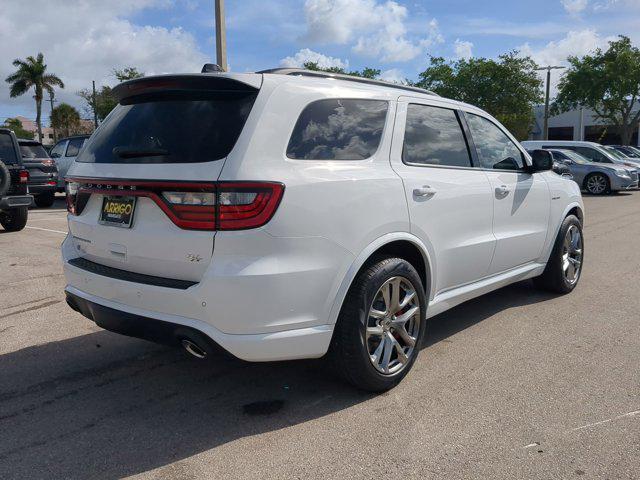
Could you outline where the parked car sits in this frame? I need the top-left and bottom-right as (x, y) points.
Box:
(18, 139), (58, 207)
(0, 129), (33, 231)
(49, 135), (90, 192)
(63, 68), (584, 391)
(545, 148), (637, 194)
(522, 140), (640, 179)
(602, 145), (640, 172)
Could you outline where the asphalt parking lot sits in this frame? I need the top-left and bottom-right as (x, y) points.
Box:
(1, 193), (639, 480)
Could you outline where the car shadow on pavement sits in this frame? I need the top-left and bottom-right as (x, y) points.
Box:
(0, 280), (553, 479)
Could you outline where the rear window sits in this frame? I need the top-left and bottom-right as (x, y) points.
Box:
(20, 143), (49, 159)
(78, 92), (257, 164)
(287, 99), (388, 160)
(0, 132), (18, 164)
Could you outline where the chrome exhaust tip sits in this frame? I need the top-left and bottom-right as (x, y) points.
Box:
(181, 339), (207, 359)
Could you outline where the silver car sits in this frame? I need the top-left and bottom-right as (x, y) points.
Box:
(547, 149), (638, 195)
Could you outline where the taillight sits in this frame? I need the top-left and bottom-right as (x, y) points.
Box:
(42, 159), (55, 166)
(65, 179), (284, 231)
(19, 170), (29, 183)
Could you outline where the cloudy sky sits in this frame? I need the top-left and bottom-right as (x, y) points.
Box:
(1, 0), (639, 123)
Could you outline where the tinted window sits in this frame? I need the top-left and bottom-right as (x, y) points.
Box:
(287, 99), (388, 160)
(66, 137), (85, 157)
(0, 132), (18, 164)
(402, 105), (471, 167)
(50, 140), (66, 158)
(569, 146), (611, 163)
(78, 92), (257, 164)
(467, 114), (524, 170)
(20, 143), (49, 158)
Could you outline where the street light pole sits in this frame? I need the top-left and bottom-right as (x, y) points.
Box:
(536, 66), (566, 140)
(215, 0), (228, 71)
(48, 91), (57, 143)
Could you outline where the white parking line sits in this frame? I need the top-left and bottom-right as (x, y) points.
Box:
(25, 226), (67, 235)
(568, 410), (640, 432)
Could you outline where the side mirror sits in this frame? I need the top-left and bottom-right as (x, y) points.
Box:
(530, 150), (553, 172)
(50, 152), (60, 158)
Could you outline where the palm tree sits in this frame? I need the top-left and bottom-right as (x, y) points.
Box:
(51, 103), (81, 138)
(5, 53), (64, 142)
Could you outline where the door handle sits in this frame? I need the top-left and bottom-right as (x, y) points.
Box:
(495, 185), (510, 197)
(413, 185), (437, 197)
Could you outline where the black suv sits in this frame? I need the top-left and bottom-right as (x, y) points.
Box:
(18, 138), (58, 207)
(0, 129), (33, 231)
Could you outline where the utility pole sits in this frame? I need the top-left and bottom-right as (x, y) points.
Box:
(92, 80), (98, 130)
(535, 66), (566, 140)
(215, 0), (228, 71)
(48, 91), (57, 143)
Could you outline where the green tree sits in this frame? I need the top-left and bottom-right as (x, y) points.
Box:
(303, 62), (381, 80)
(414, 52), (543, 139)
(113, 66), (144, 82)
(77, 66), (144, 123)
(5, 53), (64, 143)
(555, 36), (640, 145)
(51, 103), (81, 138)
(1, 118), (33, 139)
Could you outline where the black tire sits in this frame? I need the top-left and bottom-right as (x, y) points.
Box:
(0, 160), (10, 197)
(0, 206), (28, 232)
(327, 256), (427, 392)
(584, 173), (610, 195)
(533, 215), (583, 294)
(34, 191), (55, 208)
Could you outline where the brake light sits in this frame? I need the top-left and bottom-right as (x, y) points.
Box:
(65, 179), (284, 231)
(42, 159), (55, 166)
(19, 170), (29, 183)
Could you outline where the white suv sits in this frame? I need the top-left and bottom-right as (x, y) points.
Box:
(62, 68), (584, 391)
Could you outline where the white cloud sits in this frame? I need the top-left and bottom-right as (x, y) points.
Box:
(519, 29), (615, 95)
(280, 48), (349, 70)
(303, 0), (442, 63)
(561, 0), (589, 14)
(454, 39), (474, 59)
(594, 0), (640, 9)
(379, 68), (406, 84)
(0, 0), (209, 120)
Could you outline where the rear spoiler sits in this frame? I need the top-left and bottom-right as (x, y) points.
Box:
(112, 74), (262, 103)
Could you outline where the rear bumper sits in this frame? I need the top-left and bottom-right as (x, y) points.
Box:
(0, 195), (34, 209)
(64, 286), (334, 362)
(29, 184), (57, 194)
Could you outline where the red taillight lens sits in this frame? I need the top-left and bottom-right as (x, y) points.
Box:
(19, 170), (29, 183)
(42, 159), (55, 167)
(217, 182), (284, 230)
(65, 179), (284, 231)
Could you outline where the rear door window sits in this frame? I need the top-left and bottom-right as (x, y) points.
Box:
(65, 138), (85, 157)
(78, 92), (257, 164)
(50, 140), (66, 158)
(0, 132), (18, 164)
(466, 114), (524, 170)
(287, 99), (388, 160)
(402, 104), (472, 167)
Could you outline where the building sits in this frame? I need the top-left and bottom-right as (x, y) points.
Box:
(15, 115), (94, 146)
(529, 104), (640, 146)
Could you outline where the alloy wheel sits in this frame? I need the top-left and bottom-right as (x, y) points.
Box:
(365, 276), (421, 375)
(562, 225), (583, 284)
(586, 174), (607, 194)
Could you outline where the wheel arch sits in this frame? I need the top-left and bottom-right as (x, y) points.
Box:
(582, 170), (610, 191)
(328, 233), (434, 326)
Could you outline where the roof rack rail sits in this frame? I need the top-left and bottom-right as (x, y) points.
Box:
(257, 68), (438, 97)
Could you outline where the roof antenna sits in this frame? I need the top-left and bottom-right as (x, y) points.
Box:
(201, 63), (224, 73)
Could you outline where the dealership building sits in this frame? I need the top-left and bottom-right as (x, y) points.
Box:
(528, 103), (640, 146)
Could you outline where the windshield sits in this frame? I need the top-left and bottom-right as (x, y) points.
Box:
(78, 92), (257, 164)
(20, 143), (49, 159)
(0, 132), (19, 164)
(604, 146), (627, 160)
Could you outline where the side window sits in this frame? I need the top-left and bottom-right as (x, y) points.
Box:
(286, 99), (388, 160)
(65, 138), (84, 157)
(0, 133), (18, 164)
(402, 104), (472, 168)
(466, 114), (524, 170)
(50, 140), (66, 158)
(575, 147), (609, 163)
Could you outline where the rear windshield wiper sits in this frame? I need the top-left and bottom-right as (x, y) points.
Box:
(113, 147), (169, 159)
